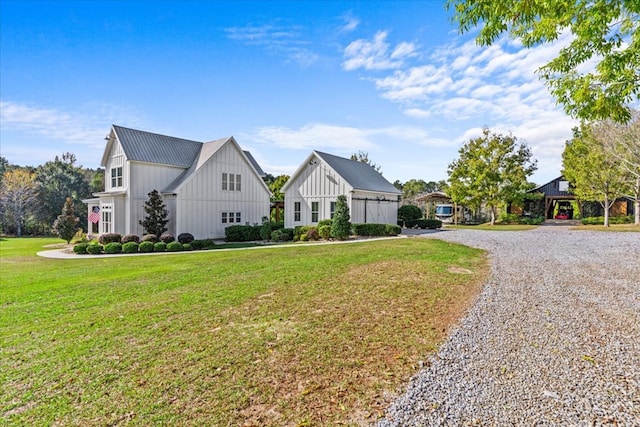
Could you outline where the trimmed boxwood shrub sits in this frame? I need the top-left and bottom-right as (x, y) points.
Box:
(182, 243), (192, 251)
(142, 234), (158, 243)
(260, 222), (273, 240)
(177, 233), (194, 244)
(122, 242), (139, 253)
(154, 242), (167, 252)
(405, 219), (442, 229)
(99, 233), (122, 245)
(353, 223), (386, 236)
(317, 224), (332, 239)
(225, 225), (261, 242)
(385, 224), (402, 236)
(166, 241), (183, 252)
(139, 241), (154, 253)
(121, 234), (140, 244)
(104, 242), (122, 254)
(398, 205), (423, 224)
(73, 243), (89, 254)
(280, 228), (294, 241)
(86, 244), (103, 254)
(160, 233), (175, 243)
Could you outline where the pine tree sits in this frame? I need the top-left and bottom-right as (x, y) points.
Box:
(53, 197), (80, 243)
(331, 195), (351, 240)
(139, 189), (169, 236)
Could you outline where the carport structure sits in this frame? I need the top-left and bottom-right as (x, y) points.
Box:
(527, 177), (576, 219)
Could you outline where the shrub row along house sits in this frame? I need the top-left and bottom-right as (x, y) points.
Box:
(84, 125), (400, 239)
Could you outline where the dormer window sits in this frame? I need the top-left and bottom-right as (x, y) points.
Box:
(111, 167), (123, 188)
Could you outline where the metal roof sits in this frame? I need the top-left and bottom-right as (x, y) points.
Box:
(112, 125), (203, 168)
(314, 151), (401, 194)
(243, 151), (266, 177)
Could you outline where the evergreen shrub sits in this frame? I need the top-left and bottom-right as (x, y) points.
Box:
(317, 224), (332, 239)
(154, 242), (167, 252)
(86, 244), (103, 254)
(122, 242), (139, 253)
(104, 242), (122, 254)
(73, 243), (89, 254)
(385, 224), (402, 236)
(177, 233), (194, 244)
(305, 227), (320, 241)
(139, 241), (154, 253)
(166, 241), (182, 252)
(225, 225), (261, 242)
(142, 234), (158, 243)
(293, 226), (314, 241)
(182, 243), (192, 251)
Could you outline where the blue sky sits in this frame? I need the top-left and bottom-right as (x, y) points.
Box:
(1, 0), (579, 185)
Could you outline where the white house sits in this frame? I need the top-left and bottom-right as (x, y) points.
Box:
(83, 125), (271, 239)
(281, 151), (401, 228)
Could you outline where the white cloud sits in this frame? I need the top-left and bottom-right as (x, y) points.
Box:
(342, 31), (416, 71)
(339, 14), (359, 33)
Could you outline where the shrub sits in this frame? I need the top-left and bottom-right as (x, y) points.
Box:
(160, 233), (175, 243)
(153, 242), (167, 252)
(177, 233), (194, 244)
(499, 213), (521, 224)
(139, 241), (154, 253)
(86, 244), (103, 254)
(385, 224), (401, 236)
(305, 227), (320, 241)
(270, 230), (283, 241)
(166, 241), (183, 252)
(405, 219), (442, 229)
(122, 242), (139, 253)
(280, 228), (294, 241)
(317, 219), (333, 228)
(398, 205), (423, 224)
(260, 222), (273, 240)
(225, 225), (261, 242)
(293, 226), (314, 241)
(73, 243), (89, 254)
(104, 242), (122, 254)
(190, 239), (215, 250)
(99, 233), (122, 245)
(353, 223), (386, 236)
(524, 216), (545, 225)
(317, 224), (332, 239)
(121, 234), (140, 244)
(142, 234), (158, 243)
(182, 243), (192, 251)
(331, 195), (351, 240)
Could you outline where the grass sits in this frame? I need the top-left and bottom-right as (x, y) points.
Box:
(1, 237), (488, 426)
(572, 223), (640, 232)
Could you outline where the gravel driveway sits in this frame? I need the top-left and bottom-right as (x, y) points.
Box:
(379, 226), (640, 426)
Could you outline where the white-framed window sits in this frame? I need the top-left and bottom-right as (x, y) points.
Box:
(222, 173), (228, 191)
(236, 174), (241, 191)
(101, 204), (113, 233)
(111, 167), (123, 188)
(222, 173), (242, 191)
(222, 212), (228, 223)
(236, 212), (241, 223)
(330, 201), (336, 219)
(294, 202), (301, 222)
(229, 174), (235, 191)
(311, 201), (319, 223)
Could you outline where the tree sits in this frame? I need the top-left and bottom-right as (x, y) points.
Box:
(596, 110), (640, 224)
(562, 124), (631, 227)
(447, 128), (537, 225)
(448, 0), (640, 122)
(53, 197), (80, 243)
(0, 169), (40, 236)
(398, 205), (423, 225)
(331, 195), (351, 240)
(139, 189), (169, 236)
(268, 174), (290, 201)
(35, 153), (92, 231)
(350, 151), (382, 173)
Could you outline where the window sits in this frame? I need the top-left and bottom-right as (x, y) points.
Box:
(330, 201), (336, 219)
(559, 180), (569, 192)
(236, 212), (241, 223)
(294, 202), (301, 222)
(311, 201), (319, 223)
(101, 205), (112, 233)
(228, 212), (234, 223)
(222, 212), (228, 223)
(222, 173), (241, 191)
(111, 167), (123, 188)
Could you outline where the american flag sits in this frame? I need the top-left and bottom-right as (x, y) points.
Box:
(89, 206), (100, 223)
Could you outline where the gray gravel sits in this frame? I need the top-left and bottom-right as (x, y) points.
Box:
(379, 226), (640, 426)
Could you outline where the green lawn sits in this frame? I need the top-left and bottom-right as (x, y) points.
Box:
(1, 237), (488, 426)
(572, 223), (640, 232)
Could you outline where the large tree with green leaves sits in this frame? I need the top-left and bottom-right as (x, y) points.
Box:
(0, 169), (40, 236)
(563, 124), (632, 227)
(447, 0), (640, 122)
(447, 128), (537, 225)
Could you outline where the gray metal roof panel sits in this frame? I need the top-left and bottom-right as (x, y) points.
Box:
(243, 151), (265, 177)
(113, 125), (202, 168)
(315, 151), (401, 194)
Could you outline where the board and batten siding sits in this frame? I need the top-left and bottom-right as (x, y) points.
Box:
(175, 142), (270, 239)
(283, 160), (352, 228)
(350, 190), (399, 224)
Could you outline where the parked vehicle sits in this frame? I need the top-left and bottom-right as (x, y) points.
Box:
(435, 203), (470, 224)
